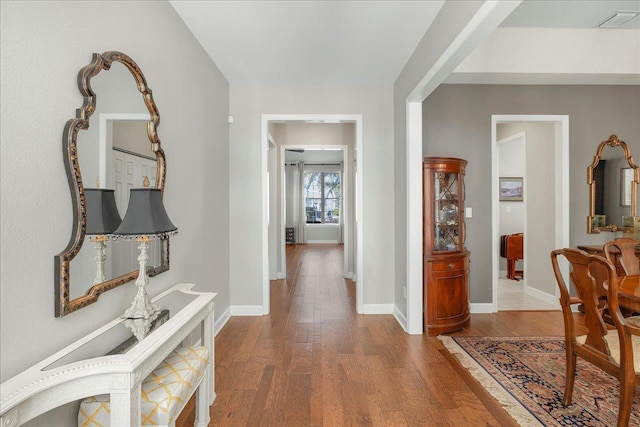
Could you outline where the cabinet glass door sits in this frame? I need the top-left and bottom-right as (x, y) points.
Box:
(433, 171), (461, 252)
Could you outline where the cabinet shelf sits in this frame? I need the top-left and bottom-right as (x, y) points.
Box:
(436, 196), (459, 202)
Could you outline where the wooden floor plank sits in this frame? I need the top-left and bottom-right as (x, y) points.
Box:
(176, 243), (582, 426)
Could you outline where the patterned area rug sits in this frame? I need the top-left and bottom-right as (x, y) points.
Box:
(439, 336), (640, 426)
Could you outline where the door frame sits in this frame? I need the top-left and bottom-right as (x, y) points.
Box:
(261, 114), (364, 314)
(491, 115), (569, 312)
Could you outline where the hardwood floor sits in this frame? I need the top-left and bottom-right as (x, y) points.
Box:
(179, 244), (582, 426)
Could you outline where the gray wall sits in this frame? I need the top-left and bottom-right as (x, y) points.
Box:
(1, 1), (229, 424)
(423, 84), (640, 303)
(113, 121), (154, 158)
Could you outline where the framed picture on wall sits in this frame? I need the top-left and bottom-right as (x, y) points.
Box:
(499, 177), (524, 201)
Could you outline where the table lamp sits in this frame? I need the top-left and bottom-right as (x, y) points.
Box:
(85, 188), (122, 285)
(112, 187), (177, 322)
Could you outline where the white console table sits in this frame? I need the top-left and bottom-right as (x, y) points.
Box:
(0, 283), (216, 426)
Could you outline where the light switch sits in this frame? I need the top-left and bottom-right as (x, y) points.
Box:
(506, 206), (511, 214)
(465, 207), (472, 218)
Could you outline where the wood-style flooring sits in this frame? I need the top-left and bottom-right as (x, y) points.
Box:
(178, 243), (582, 426)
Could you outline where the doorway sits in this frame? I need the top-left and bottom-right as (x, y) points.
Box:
(278, 145), (349, 279)
(491, 115), (569, 312)
(262, 115), (363, 315)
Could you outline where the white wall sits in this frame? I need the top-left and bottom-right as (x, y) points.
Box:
(496, 132), (525, 272)
(305, 225), (342, 243)
(229, 82), (394, 309)
(1, 1), (229, 424)
(497, 123), (557, 296)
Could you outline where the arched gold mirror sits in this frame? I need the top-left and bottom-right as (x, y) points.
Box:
(587, 134), (639, 233)
(54, 51), (168, 317)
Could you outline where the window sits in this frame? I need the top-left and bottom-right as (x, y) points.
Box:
(304, 171), (341, 224)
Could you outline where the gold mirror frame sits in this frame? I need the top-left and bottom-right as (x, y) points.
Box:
(587, 134), (639, 233)
(54, 51), (168, 317)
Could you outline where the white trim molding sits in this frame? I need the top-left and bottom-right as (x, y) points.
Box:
(229, 305), (267, 316)
(362, 304), (395, 315)
(470, 303), (495, 314)
(393, 307), (408, 332)
(214, 307), (231, 336)
(523, 285), (560, 308)
(406, 101), (423, 334)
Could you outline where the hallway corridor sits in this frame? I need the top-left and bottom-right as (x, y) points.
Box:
(202, 244), (540, 426)
(181, 244), (576, 427)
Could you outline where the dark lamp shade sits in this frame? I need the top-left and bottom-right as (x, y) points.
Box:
(112, 188), (177, 236)
(85, 189), (122, 235)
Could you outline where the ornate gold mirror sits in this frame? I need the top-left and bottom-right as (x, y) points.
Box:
(54, 51), (168, 317)
(587, 134), (639, 233)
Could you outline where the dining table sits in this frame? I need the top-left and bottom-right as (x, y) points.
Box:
(615, 274), (640, 313)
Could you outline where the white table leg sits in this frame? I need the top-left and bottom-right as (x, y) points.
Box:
(194, 377), (210, 427)
(205, 305), (215, 406)
(110, 374), (141, 426)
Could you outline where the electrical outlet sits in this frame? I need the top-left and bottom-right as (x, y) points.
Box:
(403, 286), (407, 299)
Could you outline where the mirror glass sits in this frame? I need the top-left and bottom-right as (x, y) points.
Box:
(588, 135), (639, 233)
(56, 52), (168, 316)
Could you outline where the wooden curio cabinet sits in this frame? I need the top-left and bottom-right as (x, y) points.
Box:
(423, 157), (470, 336)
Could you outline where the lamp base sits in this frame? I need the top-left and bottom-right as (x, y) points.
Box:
(91, 236), (108, 286)
(122, 280), (159, 341)
(123, 284), (160, 320)
(122, 237), (160, 335)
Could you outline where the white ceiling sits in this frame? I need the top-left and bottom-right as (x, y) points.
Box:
(170, 0), (640, 85)
(170, 0), (444, 84)
(500, 0), (640, 29)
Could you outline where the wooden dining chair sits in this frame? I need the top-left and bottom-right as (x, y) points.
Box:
(551, 248), (640, 427)
(604, 238), (640, 276)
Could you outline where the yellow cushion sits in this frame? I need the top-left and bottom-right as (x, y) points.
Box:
(78, 346), (208, 426)
(576, 332), (640, 373)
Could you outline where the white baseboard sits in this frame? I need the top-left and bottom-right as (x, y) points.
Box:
(229, 305), (266, 316)
(344, 271), (355, 281)
(470, 303), (496, 313)
(393, 306), (409, 332)
(306, 240), (339, 244)
(524, 285), (559, 308)
(362, 304), (394, 314)
(214, 306), (231, 336)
